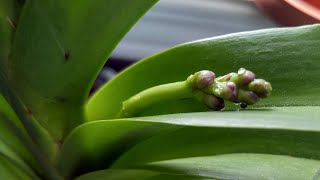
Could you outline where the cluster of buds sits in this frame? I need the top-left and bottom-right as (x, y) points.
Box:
(186, 68), (272, 110)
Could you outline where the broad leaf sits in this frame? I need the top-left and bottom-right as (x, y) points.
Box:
(112, 107), (320, 168)
(0, 139), (39, 180)
(59, 107), (320, 178)
(9, 0), (158, 139)
(58, 120), (176, 177)
(0, 0), (19, 74)
(76, 169), (212, 180)
(139, 154), (320, 180)
(0, 95), (41, 173)
(0, 0), (24, 78)
(0, 156), (34, 180)
(0, 112), (39, 173)
(87, 24), (320, 120)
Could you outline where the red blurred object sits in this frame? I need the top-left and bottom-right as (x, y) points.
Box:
(255, 0), (320, 26)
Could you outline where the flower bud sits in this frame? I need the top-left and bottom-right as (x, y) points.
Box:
(237, 90), (259, 105)
(187, 70), (215, 89)
(248, 79), (272, 98)
(216, 72), (236, 82)
(209, 81), (238, 102)
(193, 90), (224, 111)
(237, 68), (255, 86)
(229, 73), (239, 84)
(204, 95), (225, 110)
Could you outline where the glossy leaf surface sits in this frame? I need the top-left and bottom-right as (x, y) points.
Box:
(58, 120), (176, 177)
(76, 169), (212, 180)
(60, 107), (320, 178)
(139, 154), (320, 180)
(113, 108), (320, 168)
(9, 0), (158, 138)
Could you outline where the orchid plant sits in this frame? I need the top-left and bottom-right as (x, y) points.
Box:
(0, 0), (320, 179)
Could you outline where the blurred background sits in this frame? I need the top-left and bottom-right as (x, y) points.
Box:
(92, 0), (320, 91)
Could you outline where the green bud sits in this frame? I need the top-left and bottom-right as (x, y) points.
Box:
(248, 79), (272, 98)
(229, 73), (240, 84)
(208, 81), (238, 102)
(187, 70), (215, 89)
(237, 68), (255, 86)
(216, 72), (236, 82)
(237, 89), (259, 105)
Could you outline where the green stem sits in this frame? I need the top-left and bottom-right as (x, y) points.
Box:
(118, 81), (193, 118)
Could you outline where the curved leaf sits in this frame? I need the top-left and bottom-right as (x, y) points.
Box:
(0, 155), (37, 180)
(87, 24), (320, 120)
(0, 95), (42, 173)
(9, 0), (158, 138)
(113, 108), (320, 168)
(0, 74), (59, 168)
(0, 94), (25, 131)
(139, 154), (320, 180)
(0, 139), (39, 179)
(59, 107), (320, 177)
(76, 169), (212, 180)
(0, 112), (39, 173)
(58, 120), (176, 177)
(1, 74), (61, 179)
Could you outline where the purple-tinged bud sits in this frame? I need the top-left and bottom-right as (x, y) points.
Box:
(226, 82), (238, 101)
(210, 82), (238, 102)
(187, 70), (215, 89)
(248, 79), (272, 98)
(205, 95), (225, 110)
(237, 90), (259, 105)
(193, 90), (224, 111)
(237, 68), (255, 86)
(216, 72), (236, 82)
(197, 70), (215, 89)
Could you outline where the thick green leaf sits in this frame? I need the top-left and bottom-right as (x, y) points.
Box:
(87, 24), (320, 120)
(140, 154), (320, 180)
(0, 94), (24, 130)
(0, 0), (24, 74)
(112, 107), (320, 168)
(0, 112), (38, 172)
(9, 0), (158, 139)
(76, 169), (212, 180)
(58, 120), (176, 177)
(0, 75), (61, 180)
(59, 107), (320, 177)
(0, 139), (39, 180)
(0, 95), (41, 173)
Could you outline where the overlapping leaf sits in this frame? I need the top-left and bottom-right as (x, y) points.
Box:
(9, 0), (158, 139)
(76, 169), (213, 180)
(67, 24), (320, 179)
(2, 0), (320, 179)
(138, 154), (320, 180)
(60, 107), (320, 178)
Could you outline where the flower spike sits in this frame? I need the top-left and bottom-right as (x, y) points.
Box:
(119, 68), (272, 117)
